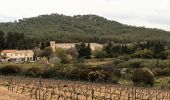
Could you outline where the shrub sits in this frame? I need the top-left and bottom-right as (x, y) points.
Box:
(113, 58), (125, 66)
(0, 65), (22, 75)
(117, 55), (130, 61)
(88, 70), (110, 82)
(102, 64), (121, 77)
(153, 68), (170, 76)
(131, 49), (154, 59)
(131, 68), (154, 86)
(60, 56), (72, 64)
(23, 67), (41, 77)
(127, 61), (144, 68)
(68, 68), (90, 80)
(42, 66), (59, 78)
(93, 47), (106, 59)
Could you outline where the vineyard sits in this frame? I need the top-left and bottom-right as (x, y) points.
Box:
(0, 76), (170, 100)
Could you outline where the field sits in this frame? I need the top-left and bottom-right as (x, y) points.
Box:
(0, 62), (44, 68)
(0, 86), (32, 100)
(0, 76), (169, 100)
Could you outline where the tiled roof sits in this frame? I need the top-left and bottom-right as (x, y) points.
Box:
(1, 50), (17, 53)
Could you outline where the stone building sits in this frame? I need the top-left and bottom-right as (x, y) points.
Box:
(50, 41), (103, 51)
(0, 50), (34, 61)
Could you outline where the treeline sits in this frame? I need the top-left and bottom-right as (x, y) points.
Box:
(102, 40), (168, 59)
(0, 31), (50, 50)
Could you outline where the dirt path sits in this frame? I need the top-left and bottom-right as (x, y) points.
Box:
(0, 86), (33, 100)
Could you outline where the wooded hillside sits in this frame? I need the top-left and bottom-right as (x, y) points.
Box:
(0, 14), (170, 43)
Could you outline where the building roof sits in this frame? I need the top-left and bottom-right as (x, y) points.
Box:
(1, 50), (34, 53)
(1, 50), (17, 53)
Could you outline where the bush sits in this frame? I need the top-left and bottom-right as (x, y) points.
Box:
(131, 68), (154, 86)
(131, 49), (154, 59)
(0, 65), (22, 75)
(88, 70), (110, 82)
(113, 58), (125, 66)
(102, 64), (121, 77)
(153, 68), (170, 76)
(93, 47), (106, 59)
(117, 55), (130, 61)
(60, 56), (72, 64)
(68, 68), (90, 80)
(23, 67), (41, 77)
(127, 61), (144, 68)
(42, 66), (59, 78)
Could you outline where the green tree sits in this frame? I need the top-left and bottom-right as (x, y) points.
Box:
(0, 31), (5, 50)
(75, 42), (92, 59)
(104, 41), (113, 57)
(132, 68), (154, 86)
(93, 47), (106, 58)
(41, 47), (53, 60)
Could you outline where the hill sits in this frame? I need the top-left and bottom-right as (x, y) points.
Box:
(0, 14), (170, 43)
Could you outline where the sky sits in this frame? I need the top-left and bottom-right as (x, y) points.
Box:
(0, 0), (170, 31)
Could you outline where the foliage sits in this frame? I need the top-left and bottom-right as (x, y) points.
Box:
(131, 68), (154, 86)
(0, 65), (22, 75)
(0, 14), (170, 44)
(131, 49), (154, 59)
(103, 41), (113, 57)
(93, 47), (106, 58)
(23, 67), (41, 77)
(88, 70), (110, 82)
(40, 47), (53, 60)
(127, 60), (144, 68)
(134, 40), (167, 59)
(75, 42), (92, 59)
(153, 68), (170, 76)
(55, 48), (72, 64)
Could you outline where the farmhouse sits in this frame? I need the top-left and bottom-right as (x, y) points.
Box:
(50, 41), (103, 51)
(0, 50), (34, 61)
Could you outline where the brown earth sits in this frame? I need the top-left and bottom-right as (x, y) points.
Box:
(0, 86), (33, 100)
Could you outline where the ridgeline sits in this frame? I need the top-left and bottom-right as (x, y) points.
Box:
(0, 14), (170, 43)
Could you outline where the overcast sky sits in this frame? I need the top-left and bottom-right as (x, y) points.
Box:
(0, 0), (170, 31)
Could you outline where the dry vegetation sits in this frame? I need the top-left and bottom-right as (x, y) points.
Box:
(0, 85), (33, 100)
(0, 76), (169, 100)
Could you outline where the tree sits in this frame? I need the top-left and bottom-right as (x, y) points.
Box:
(103, 41), (113, 57)
(41, 47), (53, 60)
(131, 49), (154, 59)
(55, 48), (71, 64)
(131, 68), (154, 86)
(0, 31), (5, 50)
(33, 47), (41, 60)
(75, 43), (92, 59)
(93, 47), (106, 58)
(86, 43), (92, 59)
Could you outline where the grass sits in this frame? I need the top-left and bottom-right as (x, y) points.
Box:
(155, 76), (170, 88)
(84, 58), (113, 66)
(0, 62), (45, 68)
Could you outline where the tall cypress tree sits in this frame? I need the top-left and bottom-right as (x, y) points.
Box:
(0, 31), (5, 50)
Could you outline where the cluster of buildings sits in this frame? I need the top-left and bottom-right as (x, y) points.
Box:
(0, 41), (103, 63)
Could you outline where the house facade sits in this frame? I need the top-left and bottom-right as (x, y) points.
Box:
(50, 41), (103, 51)
(0, 50), (34, 61)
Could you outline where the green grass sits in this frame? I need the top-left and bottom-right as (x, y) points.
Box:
(85, 58), (113, 66)
(0, 62), (45, 68)
(155, 76), (170, 86)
